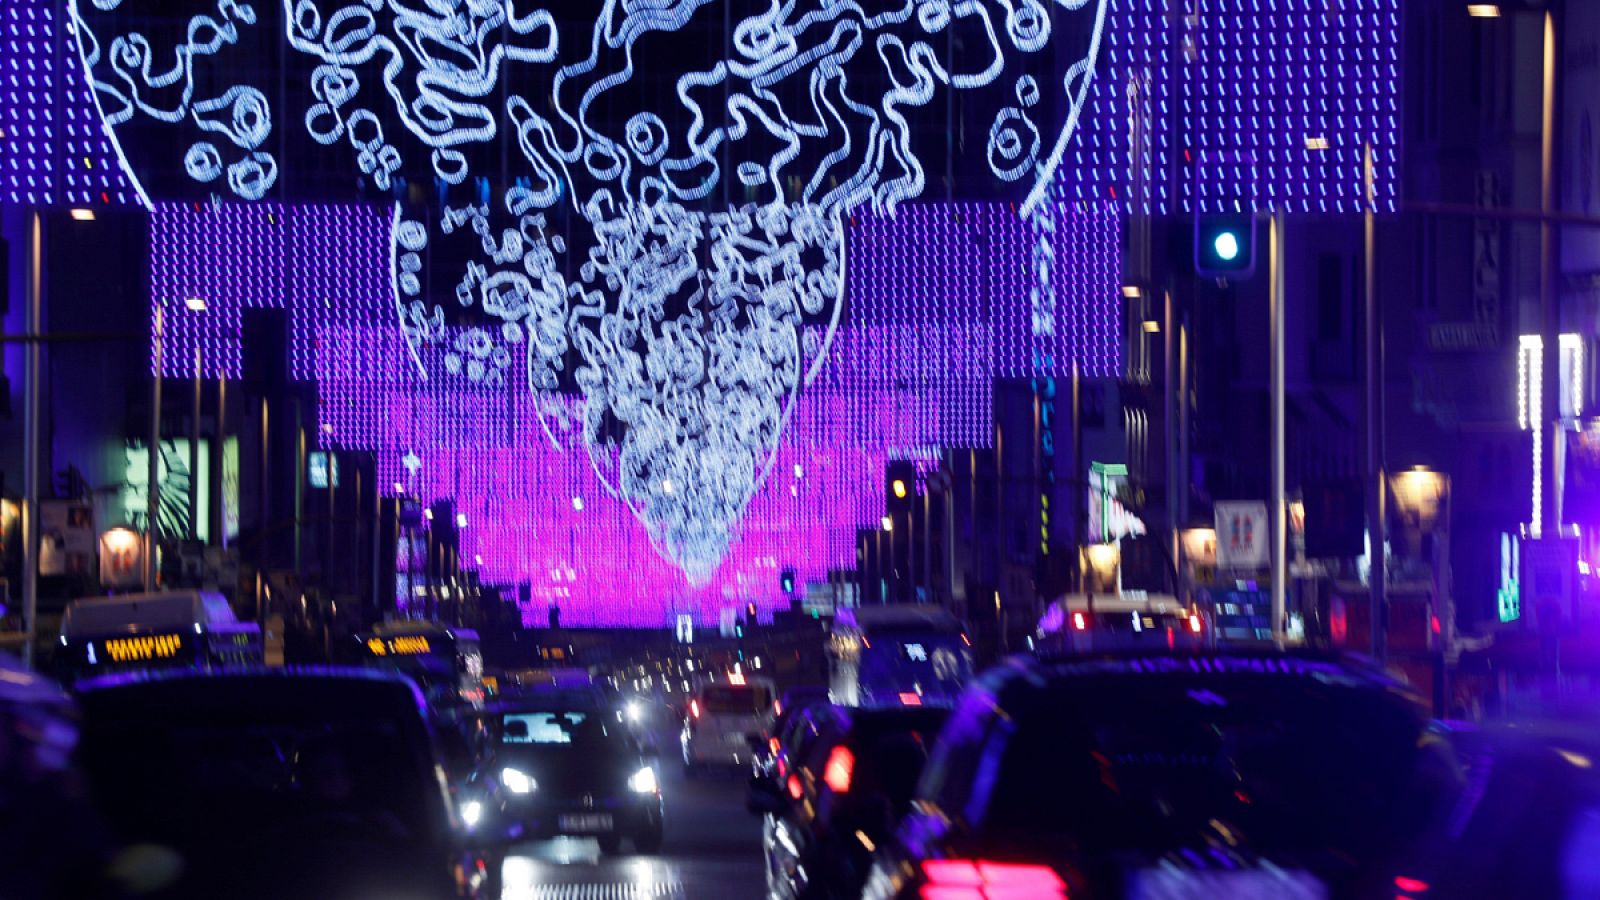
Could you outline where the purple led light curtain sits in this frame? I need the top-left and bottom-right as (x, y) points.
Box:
(151, 200), (1121, 623)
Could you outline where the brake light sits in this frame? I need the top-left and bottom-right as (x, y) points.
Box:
(823, 745), (855, 793)
(787, 773), (803, 800)
(898, 692), (923, 706)
(1395, 876), (1430, 893)
(1188, 614), (1202, 634)
(919, 859), (1066, 899)
(1072, 612), (1088, 631)
(769, 736), (780, 755)
(690, 699), (701, 719)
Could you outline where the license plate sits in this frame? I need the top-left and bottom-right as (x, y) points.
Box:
(1128, 869), (1326, 900)
(558, 814), (614, 833)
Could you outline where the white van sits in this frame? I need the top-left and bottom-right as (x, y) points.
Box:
(680, 675), (776, 775)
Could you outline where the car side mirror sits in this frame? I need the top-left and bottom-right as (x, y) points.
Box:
(746, 775), (786, 816)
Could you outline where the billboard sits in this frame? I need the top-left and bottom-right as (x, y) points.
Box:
(1215, 502), (1270, 571)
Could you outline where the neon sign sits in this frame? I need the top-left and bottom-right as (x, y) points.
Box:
(101, 634), (185, 663)
(366, 635), (434, 657)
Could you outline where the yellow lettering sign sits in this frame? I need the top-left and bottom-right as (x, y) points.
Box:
(366, 637), (388, 656)
(390, 636), (431, 654)
(102, 634), (184, 663)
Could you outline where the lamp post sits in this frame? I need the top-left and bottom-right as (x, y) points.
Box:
(1390, 466), (1451, 714)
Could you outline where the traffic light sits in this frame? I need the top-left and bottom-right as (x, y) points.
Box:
(1194, 212), (1256, 278)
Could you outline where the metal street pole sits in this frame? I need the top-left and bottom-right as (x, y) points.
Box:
(1364, 144), (1387, 663)
(214, 377), (226, 548)
(1165, 288), (1179, 601)
(190, 346), (201, 543)
(923, 487), (932, 605)
(1269, 211), (1286, 643)
(1540, 10), (1560, 539)
(146, 306), (163, 592)
(21, 212), (42, 668)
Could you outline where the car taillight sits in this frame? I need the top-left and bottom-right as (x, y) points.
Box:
(769, 736), (780, 755)
(1188, 614), (1202, 634)
(823, 745), (854, 793)
(786, 773), (803, 800)
(1072, 612), (1088, 631)
(898, 691), (923, 706)
(919, 859), (1067, 899)
(690, 699), (701, 719)
(1395, 875), (1430, 895)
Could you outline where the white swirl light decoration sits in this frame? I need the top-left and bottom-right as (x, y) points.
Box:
(396, 197), (844, 581)
(74, 0), (1107, 579)
(69, 0), (279, 201)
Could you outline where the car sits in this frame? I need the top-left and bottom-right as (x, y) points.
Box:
(749, 703), (950, 900)
(681, 676), (777, 774)
(72, 667), (486, 900)
(862, 652), (1464, 900)
(459, 699), (664, 854)
(748, 685), (832, 780)
(1035, 592), (1210, 655)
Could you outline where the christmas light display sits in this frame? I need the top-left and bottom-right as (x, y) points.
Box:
(1060, 0), (1401, 214)
(0, 0), (138, 206)
(152, 198), (1121, 623)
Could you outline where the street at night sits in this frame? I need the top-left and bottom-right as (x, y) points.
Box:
(11, 0), (1600, 897)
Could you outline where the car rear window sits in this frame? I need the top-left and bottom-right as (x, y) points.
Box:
(968, 675), (1451, 855)
(501, 710), (621, 747)
(701, 685), (772, 713)
(76, 678), (440, 847)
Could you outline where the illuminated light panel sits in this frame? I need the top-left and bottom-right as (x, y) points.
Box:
(0, 0), (136, 205)
(1058, 0), (1401, 215)
(1518, 334), (1585, 538)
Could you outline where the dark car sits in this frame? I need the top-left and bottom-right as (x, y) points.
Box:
(73, 667), (484, 900)
(461, 702), (664, 853)
(751, 685), (833, 780)
(862, 653), (1464, 900)
(750, 703), (950, 899)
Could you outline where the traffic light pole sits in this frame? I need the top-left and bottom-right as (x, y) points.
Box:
(1365, 144), (1387, 664)
(1269, 211), (1286, 644)
(21, 212), (41, 668)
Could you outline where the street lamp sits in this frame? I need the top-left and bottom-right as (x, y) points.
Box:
(1082, 543), (1120, 594)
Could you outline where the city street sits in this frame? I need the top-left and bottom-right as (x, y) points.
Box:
(495, 713), (765, 899)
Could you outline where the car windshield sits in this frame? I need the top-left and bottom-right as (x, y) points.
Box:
(701, 685), (771, 714)
(965, 674), (1452, 857)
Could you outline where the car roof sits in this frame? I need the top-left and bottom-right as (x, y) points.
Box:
(1012, 650), (1417, 696)
(73, 664), (429, 707)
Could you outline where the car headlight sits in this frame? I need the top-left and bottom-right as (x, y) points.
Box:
(501, 767), (536, 794)
(461, 800), (483, 829)
(628, 765), (659, 794)
(625, 701), (642, 722)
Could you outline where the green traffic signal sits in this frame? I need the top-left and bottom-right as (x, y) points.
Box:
(1194, 214), (1256, 277)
